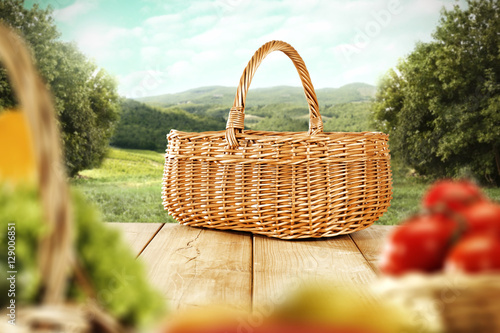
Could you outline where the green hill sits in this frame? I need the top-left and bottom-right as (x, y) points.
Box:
(136, 83), (375, 108)
(110, 99), (226, 151)
(113, 83), (377, 152)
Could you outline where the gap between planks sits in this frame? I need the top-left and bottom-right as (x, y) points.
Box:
(349, 233), (377, 274)
(111, 223), (393, 311)
(349, 225), (394, 276)
(252, 232), (379, 311)
(137, 223), (165, 257)
(107, 222), (164, 257)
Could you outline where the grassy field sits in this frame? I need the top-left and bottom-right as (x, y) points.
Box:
(71, 148), (500, 225)
(71, 148), (175, 223)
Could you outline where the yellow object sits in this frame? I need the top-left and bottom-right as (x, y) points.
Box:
(0, 110), (36, 184)
(271, 282), (421, 333)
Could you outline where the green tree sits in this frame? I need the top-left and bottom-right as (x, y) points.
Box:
(0, 0), (120, 176)
(323, 102), (375, 132)
(251, 114), (308, 132)
(111, 99), (226, 151)
(373, 0), (500, 184)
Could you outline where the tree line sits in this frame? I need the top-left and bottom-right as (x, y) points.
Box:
(110, 101), (375, 141)
(110, 99), (226, 152)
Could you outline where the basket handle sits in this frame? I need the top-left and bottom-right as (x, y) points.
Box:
(225, 40), (322, 148)
(0, 23), (72, 305)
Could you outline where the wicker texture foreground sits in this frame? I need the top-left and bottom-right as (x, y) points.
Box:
(375, 274), (500, 333)
(162, 40), (392, 239)
(0, 23), (122, 332)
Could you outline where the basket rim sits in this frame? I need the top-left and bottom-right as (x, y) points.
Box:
(166, 129), (391, 163)
(169, 129), (390, 140)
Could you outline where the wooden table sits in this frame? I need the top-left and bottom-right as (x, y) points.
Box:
(110, 223), (393, 312)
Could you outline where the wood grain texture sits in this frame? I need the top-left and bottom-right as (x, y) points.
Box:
(252, 233), (377, 310)
(139, 224), (252, 311)
(350, 225), (394, 275)
(107, 222), (163, 256)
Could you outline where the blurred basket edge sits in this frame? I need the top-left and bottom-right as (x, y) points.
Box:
(0, 23), (125, 333)
(372, 273), (500, 333)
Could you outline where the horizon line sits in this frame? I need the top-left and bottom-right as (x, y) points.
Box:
(133, 81), (375, 99)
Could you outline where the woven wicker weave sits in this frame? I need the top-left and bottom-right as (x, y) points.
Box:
(162, 40), (392, 239)
(374, 274), (500, 333)
(0, 23), (122, 333)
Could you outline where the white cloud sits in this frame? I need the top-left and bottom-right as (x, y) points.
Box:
(191, 50), (221, 65)
(67, 0), (469, 96)
(168, 60), (193, 77)
(408, 0), (458, 14)
(53, 0), (98, 23)
(140, 46), (161, 60)
(118, 69), (169, 98)
(185, 28), (237, 48)
(165, 49), (197, 61)
(72, 24), (145, 77)
(144, 14), (182, 27)
(189, 15), (218, 28)
(342, 65), (374, 82)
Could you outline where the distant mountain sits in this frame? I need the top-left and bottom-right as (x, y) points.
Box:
(113, 82), (378, 152)
(136, 83), (375, 107)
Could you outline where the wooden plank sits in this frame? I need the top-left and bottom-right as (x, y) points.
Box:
(107, 222), (163, 256)
(253, 234), (377, 310)
(139, 224), (252, 311)
(350, 225), (394, 275)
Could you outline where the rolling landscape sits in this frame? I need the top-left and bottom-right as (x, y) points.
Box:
(136, 82), (375, 107)
(73, 82), (500, 225)
(4, 1), (500, 329)
(111, 83), (377, 152)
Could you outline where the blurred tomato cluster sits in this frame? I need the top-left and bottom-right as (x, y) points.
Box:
(380, 179), (500, 276)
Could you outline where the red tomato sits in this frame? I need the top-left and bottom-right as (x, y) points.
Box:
(460, 201), (500, 237)
(379, 213), (459, 276)
(422, 179), (484, 213)
(444, 233), (500, 274)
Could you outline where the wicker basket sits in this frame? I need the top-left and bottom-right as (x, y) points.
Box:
(0, 23), (123, 333)
(162, 40), (392, 239)
(374, 274), (500, 333)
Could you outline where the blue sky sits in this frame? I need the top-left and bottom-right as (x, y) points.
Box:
(27, 0), (467, 98)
